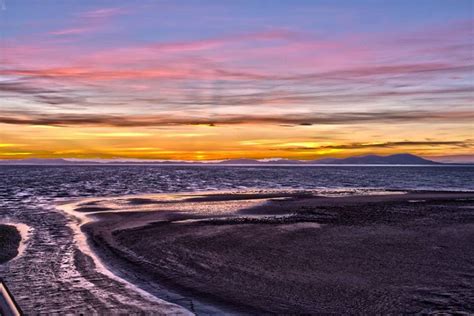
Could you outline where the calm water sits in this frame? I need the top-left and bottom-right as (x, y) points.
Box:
(1, 165), (473, 202)
(0, 165), (473, 313)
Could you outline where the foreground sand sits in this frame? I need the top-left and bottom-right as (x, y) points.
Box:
(67, 190), (474, 314)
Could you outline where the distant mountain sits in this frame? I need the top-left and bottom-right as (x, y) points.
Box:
(218, 159), (261, 164)
(0, 158), (198, 165)
(0, 154), (441, 165)
(217, 154), (439, 165)
(218, 158), (302, 164)
(309, 154), (440, 165)
(0, 158), (75, 165)
(311, 158), (338, 164)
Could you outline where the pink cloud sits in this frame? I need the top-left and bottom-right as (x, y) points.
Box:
(2, 17), (472, 119)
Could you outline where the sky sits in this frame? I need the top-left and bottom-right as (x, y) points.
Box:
(0, 0), (473, 161)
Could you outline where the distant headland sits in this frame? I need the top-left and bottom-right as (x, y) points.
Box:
(0, 153), (467, 165)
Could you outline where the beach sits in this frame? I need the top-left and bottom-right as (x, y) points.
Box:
(62, 190), (474, 314)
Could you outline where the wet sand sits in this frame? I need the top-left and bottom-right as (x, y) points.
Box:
(66, 190), (474, 314)
(0, 225), (21, 264)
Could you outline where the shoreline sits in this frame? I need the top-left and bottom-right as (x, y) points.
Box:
(59, 190), (273, 314)
(59, 189), (474, 314)
(57, 197), (193, 315)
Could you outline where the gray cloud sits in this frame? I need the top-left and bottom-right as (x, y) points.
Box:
(1, 110), (473, 127)
(0, 79), (87, 107)
(278, 140), (473, 151)
(0, 80), (59, 95)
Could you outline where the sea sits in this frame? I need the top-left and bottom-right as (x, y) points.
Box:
(1, 165), (473, 201)
(0, 165), (473, 313)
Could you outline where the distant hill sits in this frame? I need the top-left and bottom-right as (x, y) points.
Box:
(0, 158), (75, 165)
(309, 154), (440, 165)
(0, 154), (442, 165)
(218, 158), (302, 165)
(218, 159), (262, 164)
(218, 154), (439, 165)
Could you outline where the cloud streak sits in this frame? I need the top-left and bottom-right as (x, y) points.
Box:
(1, 110), (473, 127)
(48, 6), (128, 37)
(279, 140), (473, 151)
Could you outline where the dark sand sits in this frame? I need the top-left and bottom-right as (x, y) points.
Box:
(0, 225), (21, 264)
(76, 191), (474, 314)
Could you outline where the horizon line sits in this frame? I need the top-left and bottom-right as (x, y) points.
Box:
(0, 153), (473, 164)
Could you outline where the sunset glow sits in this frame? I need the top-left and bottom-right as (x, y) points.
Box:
(1, 1), (473, 160)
